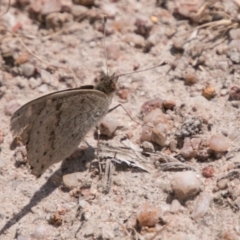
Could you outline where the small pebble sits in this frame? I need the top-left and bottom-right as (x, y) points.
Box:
(134, 17), (152, 38)
(141, 141), (154, 152)
(101, 3), (118, 18)
(38, 84), (48, 93)
(202, 85), (215, 99)
(202, 166), (214, 178)
(73, 0), (94, 7)
(4, 99), (20, 116)
(143, 108), (168, 126)
(215, 61), (229, 72)
(185, 72), (198, 85)
(220, 89), (228, 96)
(169, 139), (177, 152)
(71, 5), (88, 18)
(30, 225), (51, 240)
(40, 69), (52, 84)
(217, 178), (228, 190)
(17, 235), (29, 240)
(191, 192), (212, 219)
(126, 214), (137, 229)
(151, 124), (167, 147)
(141, 98), (163, 116)
(229, 85), (240, 100)
(209, 134), (230, 152)
(163, 99), (176, 110)
(79, 199), (88, 208)
(180, 138), (197, 160)
(227, 47), (240, 63)
(15, 52), (30, 65)
(117, 88), (129, 100)
(40, 0), (61, 15)
(48, 213), (63, 227)
(20, 63), (35, 77)
(222, 229), (239, 240)
(63, 172), (82, 189)
(99, 116), (119, 137)
(29, 77), (42, 89)
(45, 13), (73, 30)
(171, 171), (202, 201)
(229, 28), (240, 40)
(123, 33), (145, 48)
(140, 125), (153, 142)
(170, 199), (182, 213)
(137, 202), (160, 227)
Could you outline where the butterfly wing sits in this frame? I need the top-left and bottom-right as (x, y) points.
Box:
(11, 89), (111, 176)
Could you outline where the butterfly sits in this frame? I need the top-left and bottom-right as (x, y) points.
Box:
(10, 74), (118, 177)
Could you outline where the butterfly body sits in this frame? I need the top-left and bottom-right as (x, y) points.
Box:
(10, 74), (118, 176)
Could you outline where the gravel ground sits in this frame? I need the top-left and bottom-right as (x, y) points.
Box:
(1, 0), (240, 239)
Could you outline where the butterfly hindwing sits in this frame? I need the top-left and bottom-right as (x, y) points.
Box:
(11, 89), (111, 176)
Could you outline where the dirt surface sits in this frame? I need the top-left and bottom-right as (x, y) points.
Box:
(1, 0), (240, 239)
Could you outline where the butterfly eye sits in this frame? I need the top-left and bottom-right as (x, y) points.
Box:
(111, 83), (116, 89)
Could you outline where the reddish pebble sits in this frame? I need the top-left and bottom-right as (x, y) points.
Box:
(202, 85), (215, 99)
(202, 166), (214, 178)
(163, 99), (176, 110)
(209, 134), (230, 152)
(229, 85), (240, 100)
(180, 138), (197, 159)
(185, 72), (198, 85)
(48, 213), (63, 226)
(141, 98), (163, 116)
(117, 88), (129, 100)
(222, 229), (239, 240)
(15, 52), (30, 65)
(12, 22), (23, 32)
(137, 202), (160, 227)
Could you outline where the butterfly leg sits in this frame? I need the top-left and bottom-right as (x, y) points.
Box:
(108, 104), (141, 126)
(96, 127), (103, 175)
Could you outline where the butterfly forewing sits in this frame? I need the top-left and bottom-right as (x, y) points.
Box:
(11, 89), (111, 176)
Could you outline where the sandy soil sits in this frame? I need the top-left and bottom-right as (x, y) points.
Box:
(1, 0), (240, 239)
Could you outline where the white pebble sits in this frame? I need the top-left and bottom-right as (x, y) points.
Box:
(170, 199), (182, 213)
(63, 172), (82, 189)
(209, 134), (230, 152)
(38, 84), (49, 93)
(191, 192), (212, 219)
(171, 171), (202, 201)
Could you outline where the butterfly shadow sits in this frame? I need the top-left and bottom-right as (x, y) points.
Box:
(0, 145), (96, 236)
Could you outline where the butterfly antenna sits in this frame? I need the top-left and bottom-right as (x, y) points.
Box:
(103, 16), (109, 76)
(117, 61), (167, 78)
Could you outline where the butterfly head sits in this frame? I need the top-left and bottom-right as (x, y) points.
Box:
(95, 73), (118, 95)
